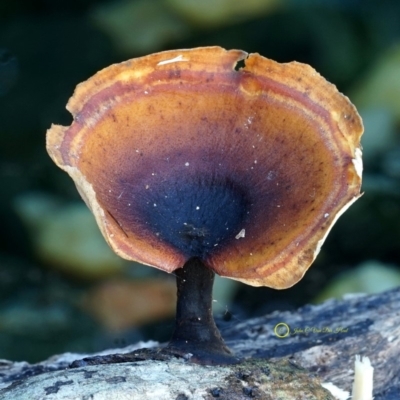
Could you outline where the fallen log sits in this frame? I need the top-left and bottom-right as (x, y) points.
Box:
(1, 288), (399, 399)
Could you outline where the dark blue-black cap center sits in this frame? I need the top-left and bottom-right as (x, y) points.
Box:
(137, 175), (250, 259)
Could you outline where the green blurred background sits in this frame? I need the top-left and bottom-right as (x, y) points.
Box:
(1, 0), (400, 363)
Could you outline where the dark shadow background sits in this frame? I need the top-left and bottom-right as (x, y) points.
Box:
(1, 0), (400, 362)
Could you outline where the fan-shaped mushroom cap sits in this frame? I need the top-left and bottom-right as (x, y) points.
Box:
(47, 47), (363, 289)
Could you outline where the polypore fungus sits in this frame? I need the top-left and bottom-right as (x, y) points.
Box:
(46, 46), (363, 364)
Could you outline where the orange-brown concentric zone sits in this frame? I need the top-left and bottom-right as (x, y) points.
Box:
(58, 62), (355, 286)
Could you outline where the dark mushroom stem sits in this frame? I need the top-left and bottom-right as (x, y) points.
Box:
(166, 257), (239, 365)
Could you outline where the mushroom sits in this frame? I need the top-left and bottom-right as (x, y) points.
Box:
(46, 46), (363, 364)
